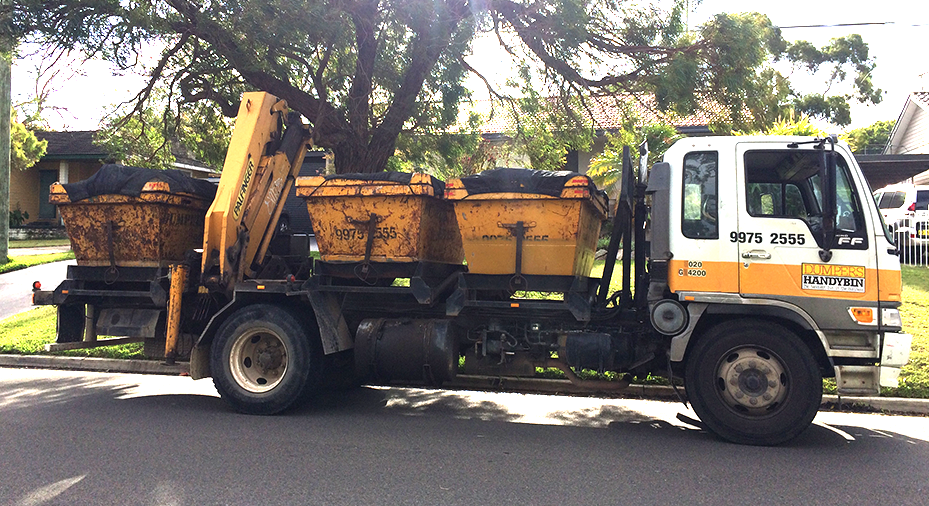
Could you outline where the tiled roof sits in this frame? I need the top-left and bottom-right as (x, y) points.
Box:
(34, 130), (218, 172)
(463, 94), (731, 134)
(34, 131), (107, 159)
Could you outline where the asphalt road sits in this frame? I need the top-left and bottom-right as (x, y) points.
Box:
(0, 259), (75, 321)
(1, 368), (927, 506)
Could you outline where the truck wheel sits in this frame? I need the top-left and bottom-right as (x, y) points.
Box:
(685, 320), (821, 446)
(211, 304), (322, 415)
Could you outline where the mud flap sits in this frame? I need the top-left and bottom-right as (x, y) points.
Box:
(307, 290), (354, 354)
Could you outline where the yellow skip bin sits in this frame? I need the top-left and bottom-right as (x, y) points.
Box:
(295, 173), (464, 264)
(445, 168), (608, 277)
(51, 165), (215, 268)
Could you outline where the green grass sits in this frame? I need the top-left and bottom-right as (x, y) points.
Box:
(0, 306), (144, 359)
(886, 266), (929, 398)
(10, 238), (72, 248)
(0, 251), (75, 274)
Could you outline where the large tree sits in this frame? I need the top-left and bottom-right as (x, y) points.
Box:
(95, 97), (233, 170)
(10, 0), (882, 173)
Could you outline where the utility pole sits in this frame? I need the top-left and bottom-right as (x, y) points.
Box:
(0, 0), (11, 264)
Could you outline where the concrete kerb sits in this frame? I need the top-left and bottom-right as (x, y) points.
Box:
(1, 354), (927, 416)
(0, 354), (189, 376)
(9, 246), (72, 257)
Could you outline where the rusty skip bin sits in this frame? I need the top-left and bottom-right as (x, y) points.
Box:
(295, 173), (464, 265)
(51, 180), (212, 268)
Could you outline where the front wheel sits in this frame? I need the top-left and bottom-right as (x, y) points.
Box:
(211, 304), (322, 415)
(685, 320), (822, 446)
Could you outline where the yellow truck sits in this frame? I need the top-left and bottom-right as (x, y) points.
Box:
(34, 92), (911, 446)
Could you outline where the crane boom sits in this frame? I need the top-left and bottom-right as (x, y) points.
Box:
(200, 91), (310, 293)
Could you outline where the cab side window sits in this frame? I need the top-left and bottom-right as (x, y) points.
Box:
(682, 152), (718, 239)
(744, 150), (867, 248)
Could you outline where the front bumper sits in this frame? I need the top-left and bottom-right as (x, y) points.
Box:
(879, 332), (913, 388)
(835, 332), (912, 395)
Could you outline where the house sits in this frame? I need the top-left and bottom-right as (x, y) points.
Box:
(12, 131), (218, 227)
(856, 91), (929, 189)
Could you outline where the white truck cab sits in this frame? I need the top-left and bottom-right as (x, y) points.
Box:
(656, 136), (910, 396)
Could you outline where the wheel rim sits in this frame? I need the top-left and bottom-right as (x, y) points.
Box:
(715, 346), (788, 416)
(228, 327), (288, 393)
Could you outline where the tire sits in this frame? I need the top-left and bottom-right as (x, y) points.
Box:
(211, 304), (322, 415)
(685, 319), (822, 446)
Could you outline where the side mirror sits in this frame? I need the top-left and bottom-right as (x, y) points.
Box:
(819, 149), (837, 262)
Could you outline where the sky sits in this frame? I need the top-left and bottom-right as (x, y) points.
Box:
(10, 0), (929, 132)
(691, 0), (929, 129)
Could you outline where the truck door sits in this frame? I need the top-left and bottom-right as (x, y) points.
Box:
(735, 142), (877, 318)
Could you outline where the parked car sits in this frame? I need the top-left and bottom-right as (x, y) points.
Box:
(873, 183), (929, 231)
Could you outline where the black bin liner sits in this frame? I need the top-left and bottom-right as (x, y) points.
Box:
(62, 164), (217, 202)
(323, 172), (445, 195)
(457, 167), (599, 197)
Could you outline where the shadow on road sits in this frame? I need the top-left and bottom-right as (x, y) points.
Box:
(3, 370), (925, 451)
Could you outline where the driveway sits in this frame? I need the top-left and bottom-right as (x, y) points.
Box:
(0, 258), (75, 320)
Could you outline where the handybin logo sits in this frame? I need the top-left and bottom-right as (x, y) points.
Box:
(801, 263), (865, 293)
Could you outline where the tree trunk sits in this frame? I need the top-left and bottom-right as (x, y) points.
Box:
(330, 134), (397, 174)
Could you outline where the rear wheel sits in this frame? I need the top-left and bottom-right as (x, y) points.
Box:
(211, 304), (322, 415)
(685, 319), (822, 446)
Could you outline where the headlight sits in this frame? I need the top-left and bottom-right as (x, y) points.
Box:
(882, 308), (903, 328)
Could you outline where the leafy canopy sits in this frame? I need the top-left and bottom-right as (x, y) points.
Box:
(10, 0), (882, 173)
(734, 113), (828, 137)
(10, 112), (47, 172)
(588, 121), (682, 196)
(95, 97), (232, 171)
(842, 120), (894, 154)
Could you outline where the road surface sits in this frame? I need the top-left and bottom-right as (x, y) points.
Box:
(1, 368), (927, 505)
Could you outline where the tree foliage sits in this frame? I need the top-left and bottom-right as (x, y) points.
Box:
(10, 0), (882, 173)
(10, 113), (47, 172)
(96, 108), (177, 171)
(734, 113), (827, 137)
(588, 121), (681, 196)
(95, 98), (232, 171)
(843, 120), (894, 154)
(387, 113), (483, 178)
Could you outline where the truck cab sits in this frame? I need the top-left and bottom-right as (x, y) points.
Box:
(657, 136), (910, 398)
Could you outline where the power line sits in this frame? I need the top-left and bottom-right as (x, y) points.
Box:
(778, 21), (929, 29)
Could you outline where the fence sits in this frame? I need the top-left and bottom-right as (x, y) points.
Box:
(895, 224), (929, 267)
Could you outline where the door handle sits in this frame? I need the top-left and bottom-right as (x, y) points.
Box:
(741, 250), (772, 260)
